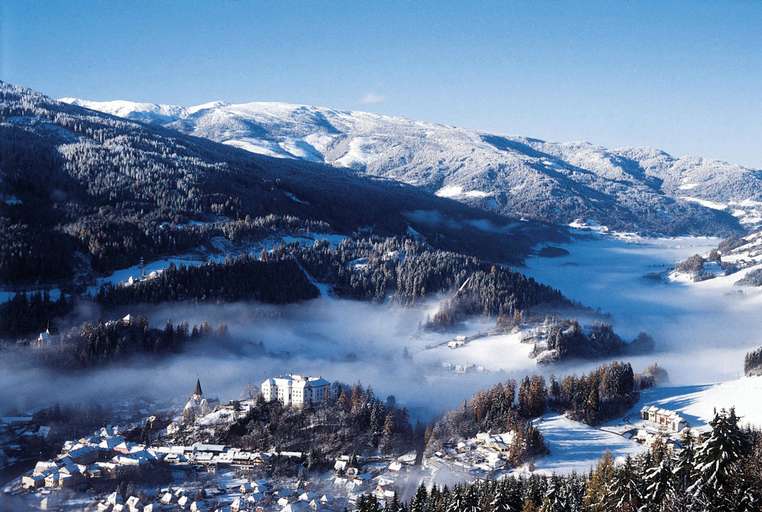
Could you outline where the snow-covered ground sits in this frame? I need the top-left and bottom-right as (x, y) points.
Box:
(416, 332), (533, 373)
(526, 414), (646, 476)
(525, 375), (762, 475)
(628, 377), (762, 429)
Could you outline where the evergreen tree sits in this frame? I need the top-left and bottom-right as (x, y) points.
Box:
(606, 455), (642, 512)
(642, 454), (674, 509)
(539, 476), (565, 512)
(490, 482), (517, 512)
(411, 484), (428, 512)
(447, 486), (467, 512)
(688, 408), (748, 511)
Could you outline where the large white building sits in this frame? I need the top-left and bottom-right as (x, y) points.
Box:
(640, 406), (688, 433)
(261, 375), (331, 408)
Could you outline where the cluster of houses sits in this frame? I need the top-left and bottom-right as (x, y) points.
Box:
(10, 375), (421, 511)
(21, 426), (160, 491)
(21, 426), (316, 492)
(21, 435), (415, 512)
(331, 452), (416, 502)
(425, 430), (516, 480)
(83, 451), (417, 512)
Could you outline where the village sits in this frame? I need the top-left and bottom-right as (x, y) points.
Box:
(2, 376), (423, 511)
(2, 369), (699, 511)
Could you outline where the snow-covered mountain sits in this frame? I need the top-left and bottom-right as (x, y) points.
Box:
(61, 97), (762, 236)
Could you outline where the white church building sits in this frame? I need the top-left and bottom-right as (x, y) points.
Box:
(261, 374), (331, 408)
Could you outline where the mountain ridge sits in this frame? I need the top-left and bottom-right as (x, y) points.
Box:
(60, 96), (761, 237)
(1, 81), (557, 285)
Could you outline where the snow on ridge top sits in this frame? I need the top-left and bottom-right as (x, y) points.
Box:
(186, 100), (228, 115)
(59, 91), (762, 235)
(59, 97), (185, 119)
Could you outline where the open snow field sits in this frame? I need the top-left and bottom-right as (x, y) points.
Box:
(526, 414), (646, 476)
(629, 376), (762, 429)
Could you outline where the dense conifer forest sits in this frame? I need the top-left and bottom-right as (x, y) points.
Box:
(30, 316), (237, 369)
(0, 291), (72, 338)
(96, 257), (319, 305)
(92, 236), (570, 322)
(288, 237), (569, 313)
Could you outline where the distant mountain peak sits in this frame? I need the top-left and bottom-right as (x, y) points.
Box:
(59, 95), (761, 236)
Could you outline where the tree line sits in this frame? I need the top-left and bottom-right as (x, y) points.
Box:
(535, 320), (655, 363)
(286, 237), (569, 315)
(431, 361), (638, 443)
(359, 408), (761, 512)
(33, 315), (232, 369)
(0, 291), (72, 338)
(96, 257), (319, 305)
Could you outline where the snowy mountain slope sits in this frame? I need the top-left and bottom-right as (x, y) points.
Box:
(1, 81), (566, 287)
(61, 97), (762, 236)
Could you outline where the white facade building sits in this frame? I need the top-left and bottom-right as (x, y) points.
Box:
(261, 375), (331, 408)
(640, 406), (689, 433)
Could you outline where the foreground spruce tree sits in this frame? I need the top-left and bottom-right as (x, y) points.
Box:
(689, 408), (748, 511)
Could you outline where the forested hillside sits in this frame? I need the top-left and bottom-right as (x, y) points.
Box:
(96, 257), (318, 305)
(287, 237), (569, 313)
(0, 82), (558, 286)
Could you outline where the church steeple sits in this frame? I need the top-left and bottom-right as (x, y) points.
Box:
(193, 378), (203, 398)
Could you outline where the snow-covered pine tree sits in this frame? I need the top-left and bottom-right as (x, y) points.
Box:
(688, 408), (747, 511)
(446, 486), (467, 512)
(642, 454), (674, 508)
(410, 483), (428, 512)
(605, 455), (642, 512)
(490, 481), (518, 512)
(462, 485), (480, 512)
(672, 429), (696, 497)
(539, 475), (567, 512)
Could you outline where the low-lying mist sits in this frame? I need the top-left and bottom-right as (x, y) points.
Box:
(524, 234), (762, 384)
(0, 295), (539, 419)
(2, 233), (758, 422)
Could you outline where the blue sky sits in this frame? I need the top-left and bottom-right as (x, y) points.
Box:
(2, 0), (761, 166)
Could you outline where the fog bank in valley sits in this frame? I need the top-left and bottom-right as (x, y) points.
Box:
(2, 233), (758, 421)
